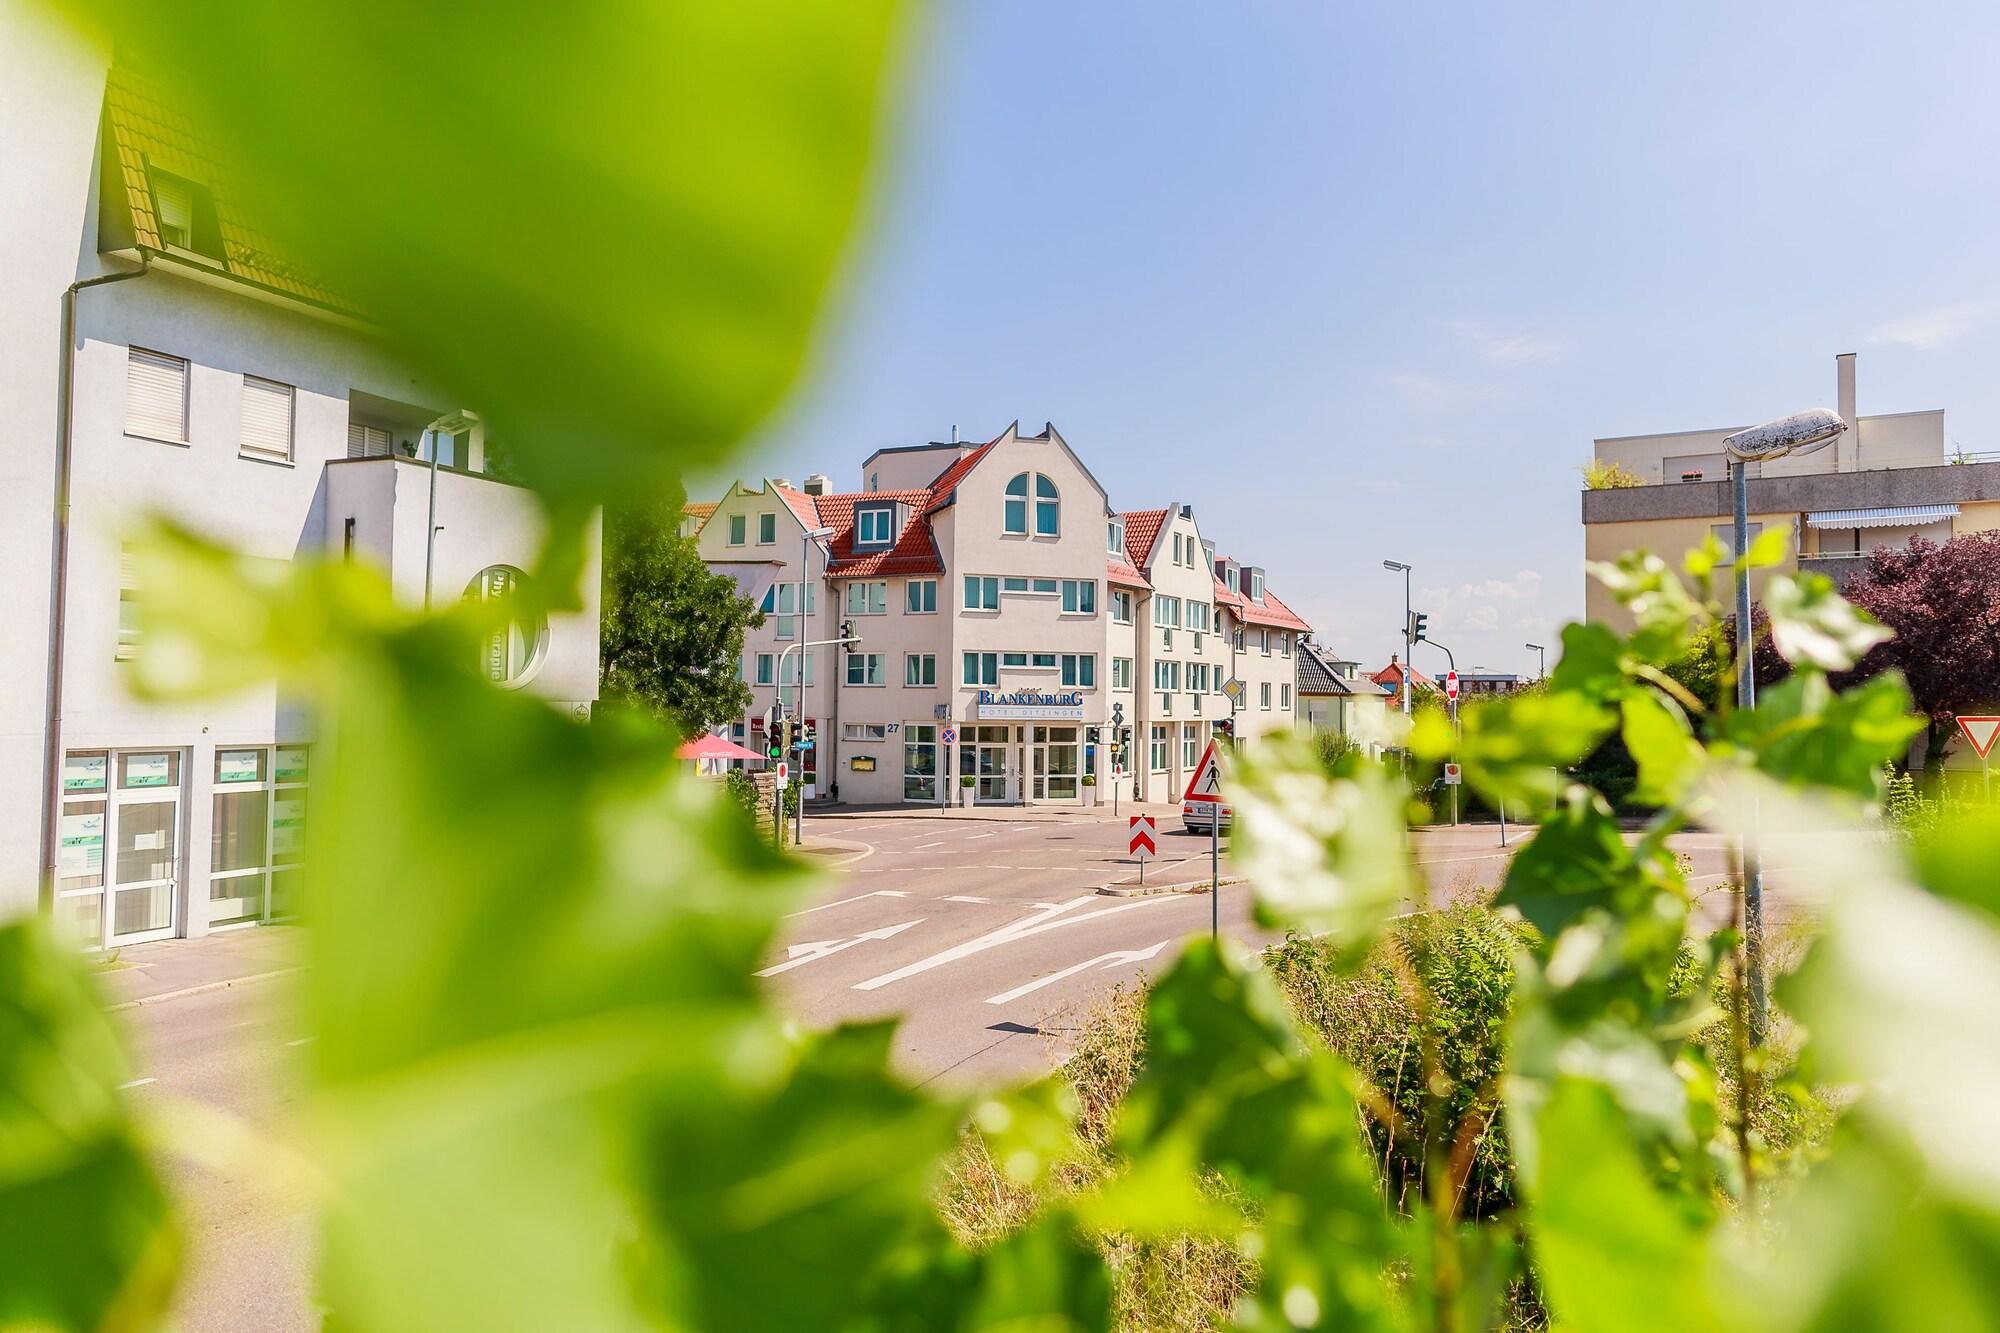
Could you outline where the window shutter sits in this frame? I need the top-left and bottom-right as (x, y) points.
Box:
(153, 175), (193, 247)
(240, 376), (294, 459)
(125, 348), (187, 442)
(347, 422), (391, 458)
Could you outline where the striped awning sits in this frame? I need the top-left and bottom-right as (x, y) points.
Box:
(1805, 504), (1958, 530)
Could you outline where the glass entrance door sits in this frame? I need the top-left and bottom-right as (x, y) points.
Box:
(961, 726), (1013, 803)
(109, 751), (182, 945)
(1029, 726), (1080, 802)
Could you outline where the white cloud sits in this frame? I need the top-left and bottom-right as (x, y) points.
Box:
(1446, 319), (1566, 367)
(1867, 301), (1985, 350)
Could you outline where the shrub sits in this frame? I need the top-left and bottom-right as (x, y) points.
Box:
(721, 768), (759, 824)
(1581, 459), (1645, 489)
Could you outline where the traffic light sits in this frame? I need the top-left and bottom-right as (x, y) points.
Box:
(841, 619), (857, 643)
(800, 721), (815, 746)
(1409, 611), (1429, 643)
(1085, 726), (1100, 744)
(779, 716), (794, 756)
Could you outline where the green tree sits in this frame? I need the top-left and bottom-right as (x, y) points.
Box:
(599, 494), (760, 735)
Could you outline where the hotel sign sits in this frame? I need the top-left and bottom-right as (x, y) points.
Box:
(975, 689), (1085, 721)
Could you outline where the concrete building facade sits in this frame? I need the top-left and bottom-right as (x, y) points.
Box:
(3, 30), (597, 946)
(1585, 353), (2000, 627)
(693, 424), (1313, 807)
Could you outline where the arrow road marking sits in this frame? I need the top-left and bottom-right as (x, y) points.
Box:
(984, 940), (1171, 1006)
(785, 889), (910, 918)
(852, 895), (1175, 992)
(756, 918), (924, 976)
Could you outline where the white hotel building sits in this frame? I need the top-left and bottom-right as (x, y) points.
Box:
(694, 424), (1310, 806)
(2, 32), (598, 947)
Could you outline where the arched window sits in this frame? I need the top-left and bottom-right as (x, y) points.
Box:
(1004, 471), (1060, 536)
(1034, 473), (1059, 535)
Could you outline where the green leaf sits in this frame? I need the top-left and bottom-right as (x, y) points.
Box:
(1549, 621), (1628, 706)
(1227, 733), (1412, 959)
(1718, 672), (1925, 800)
(1513, 1079), (1728, 1333)
(1622, 689), (1704, 806)
(1496, 787), (1645, 941)
(0, 920), (178, 1331)
(1585, 552), (1706, 663)
(67, 0), (908, 499)
(1763, 571), (1894, 673)
(1741, 523), (1791, 571)
(1458, 691), (1617, 808)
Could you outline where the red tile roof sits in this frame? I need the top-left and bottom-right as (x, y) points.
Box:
(919, 442), (995, 516)
(1107, 557), (1151, 590)
(1119, 509), (1168, 570)
(1213, 579), (1313, 633)
(772, 485), (822, 530)
(815, 489), (943, 576)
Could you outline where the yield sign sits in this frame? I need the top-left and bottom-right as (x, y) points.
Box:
(1957, 715), (2000, 760)
(1182, 740), (1223, 804)
(1128, 815), (1156, 859)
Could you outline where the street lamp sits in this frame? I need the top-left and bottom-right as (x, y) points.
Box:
(1720, 406), (1846, 1046)
(1383, 560), (1412, 717)
(1525, 642), (1546, 681)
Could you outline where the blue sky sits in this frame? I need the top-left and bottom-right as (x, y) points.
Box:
(724, 1), (2000, 677)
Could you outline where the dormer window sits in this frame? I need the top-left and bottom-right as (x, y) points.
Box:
(1249, 570), (1265, 603)
(147, 166), (223, 262)
(1108, 519), (1124, 554)
(856, 504), (896, 547)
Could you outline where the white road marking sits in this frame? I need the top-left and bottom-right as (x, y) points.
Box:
(943, 895), (991, 904)
(119, 1077), (156, 1090)
(286, 1036), (316, 1047)
(912, 841), (947, 850)
(785, 889), (910, 918)
(758, 919), (925, 977)
(852, 895), (1177, 992)
(966, 832), (996, 840)
(984, 940), (1172, 1005)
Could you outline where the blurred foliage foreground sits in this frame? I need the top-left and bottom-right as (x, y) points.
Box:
(11, 514), (2000, 1333)
(10, 1), (2000, 1328)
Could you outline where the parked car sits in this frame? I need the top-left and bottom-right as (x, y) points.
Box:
(1181, 797), (1232, 834)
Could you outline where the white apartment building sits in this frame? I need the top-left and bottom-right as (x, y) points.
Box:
(694, 423), (1310, 807)
(2, 30), (599, 947)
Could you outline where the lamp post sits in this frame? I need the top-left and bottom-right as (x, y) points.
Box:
(1383, 560), (1412, 717)
(1525, 642), (1546, 682)
(1721, 407), (1846, 1045)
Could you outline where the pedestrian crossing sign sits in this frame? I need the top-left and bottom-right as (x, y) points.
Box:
(1182, 741), (1223, 804)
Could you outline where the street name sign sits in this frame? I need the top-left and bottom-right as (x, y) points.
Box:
(1956, 715), (2000, 760)
(1182, 741), (1223, 804)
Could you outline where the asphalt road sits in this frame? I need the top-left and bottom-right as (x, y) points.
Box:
(114, 810), (1792, 1328)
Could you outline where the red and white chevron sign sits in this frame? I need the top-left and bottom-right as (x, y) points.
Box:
(1128, 814), (1157, 859)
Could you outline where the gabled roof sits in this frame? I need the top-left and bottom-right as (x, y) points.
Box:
(102, 66), (354, 312)
(815, 489), (942, 576)
(919, 442), (996, 516)
(1119, 509), (1169, 570)
(1295, 640), (1355, 696)
(1214, 577), (1312, 633)
(771, 484), (821, 531)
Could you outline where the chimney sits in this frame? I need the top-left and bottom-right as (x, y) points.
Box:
(802, 473), (830, 496)
(1836, 352), (1858, 471)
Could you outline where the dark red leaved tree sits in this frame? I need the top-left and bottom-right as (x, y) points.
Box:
(1842, 532), (2000, 767)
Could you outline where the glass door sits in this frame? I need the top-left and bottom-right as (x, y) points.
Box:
(109, 750), (182, 945)
(1030, 726), (1080, 802)
(972, 726), (1011, 803)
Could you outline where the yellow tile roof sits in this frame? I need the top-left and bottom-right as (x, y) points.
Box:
(104, 66), (355, 313)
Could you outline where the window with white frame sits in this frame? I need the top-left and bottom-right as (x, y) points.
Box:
(125, 347), (188, 444)
(1107, 519), (1124, 553)
(1186, 602), (1210, 633)
(846, 652), (886, 685)
(727, 513), (747, 546)
(1280, 683), (1292, 709)
(757, 512), (777, 544)
(1111, 589), (1133, 624)
(761, 581), (813, 639)
(116, 543), (142, 661)
(1060, 579), (1096, 614)
(1250, 570), (1265, 601)
(843, 722), (888, 742)
(755, 653), (775, 685)
(1171, 533), (1183, 565)
(1153, 660), (1181, 692)
(1182, 728), (1198, 769)
(857, 505), (895, 547)
(963, 651), (998, 686)
(1260, 681), (1273, 710)
(1189, 662), (1210, 693)
(963, 576), (999, 611)
(844, 581), (887, 615)
(905, 653), (936, 687)
(1112, 657), (1133, 690)
(347, 421), (392, 458)
(778, 653), (814, 687)
(1060, 654), (1095, 687)
(1281, 633), (1291, 657)
(1260, 629), (1271, 655)
(1002, 651), (1058, 669)
(1150, 724), (1169, 772)
(1233, 626), (1246, 651)
(239, 376), (294, 462)
(1006, 472), (1060, 536)
(905, 579), (937, 613)
(1153, 595), (1181, 628)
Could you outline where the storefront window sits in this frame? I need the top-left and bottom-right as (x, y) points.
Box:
(903, 724), (938, 801)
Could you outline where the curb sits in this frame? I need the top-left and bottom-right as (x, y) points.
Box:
(105, 966), (300, 1012)
(1097, 876), (1248, 899)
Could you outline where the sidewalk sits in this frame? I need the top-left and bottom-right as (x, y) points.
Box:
(808, 800), (1184, 825)
(95, 924), (302, 1009)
